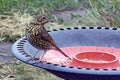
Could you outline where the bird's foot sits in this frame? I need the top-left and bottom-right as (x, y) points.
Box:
(66, 57), (72, 63)
(32, 56), (44, 64)
(26, 57), (39, 62)
(33, 54), (44, 63)
(32, 59), (43, 64)
(59, 57), (72, 65)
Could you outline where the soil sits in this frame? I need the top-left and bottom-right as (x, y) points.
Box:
(0, 42), (14, 62)
(52, 8), (86, 22)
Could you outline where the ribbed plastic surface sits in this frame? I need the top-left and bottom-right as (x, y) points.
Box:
(12, 27), (120, 80)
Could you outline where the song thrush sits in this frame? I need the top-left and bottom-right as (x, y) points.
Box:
(25, 14), (71, 62)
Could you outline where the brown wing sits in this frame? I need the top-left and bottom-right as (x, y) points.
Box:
(40, 26), (57, 47)
(40, 26), (71, 59)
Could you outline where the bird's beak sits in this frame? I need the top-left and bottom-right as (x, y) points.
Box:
(50, 20), (54, 23)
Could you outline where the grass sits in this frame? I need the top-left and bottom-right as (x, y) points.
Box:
(0, 0), (83, 42)
(0, 12), (33, 42)
(0, 60), (62, 80)
(69, 0), (120, 27)
(0, 0), (81, 15)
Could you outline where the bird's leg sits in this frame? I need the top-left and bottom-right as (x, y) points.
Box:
(35, 50), (47, 63)
(26, 49), (40, 62)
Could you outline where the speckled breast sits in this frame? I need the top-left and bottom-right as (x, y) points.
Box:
(26, 29), (53, 50)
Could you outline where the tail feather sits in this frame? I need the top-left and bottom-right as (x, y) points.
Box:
(54, 46), (71, 60)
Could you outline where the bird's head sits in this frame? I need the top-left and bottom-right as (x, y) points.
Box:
(37, 15), (50, 25)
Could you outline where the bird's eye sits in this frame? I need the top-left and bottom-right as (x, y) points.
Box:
(42, 16), (46, 19)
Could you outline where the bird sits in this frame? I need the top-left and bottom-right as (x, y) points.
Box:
(25, 14), (71, 62)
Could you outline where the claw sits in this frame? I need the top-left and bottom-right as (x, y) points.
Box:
(26, 57), (33, 62)
(26, 50), (40, 62)
(34, 60), (42, 64)
(26, 57), (39, 62)
(66, 57), (72, 62)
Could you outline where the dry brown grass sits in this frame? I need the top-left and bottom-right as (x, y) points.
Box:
(0, 60), (62, 80)
(0, 12), (67, 42)
(0, 12), (33, 40)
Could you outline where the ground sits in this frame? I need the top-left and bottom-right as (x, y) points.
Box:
(52, 8), (86, 22)
(0, 42), (13, 62)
